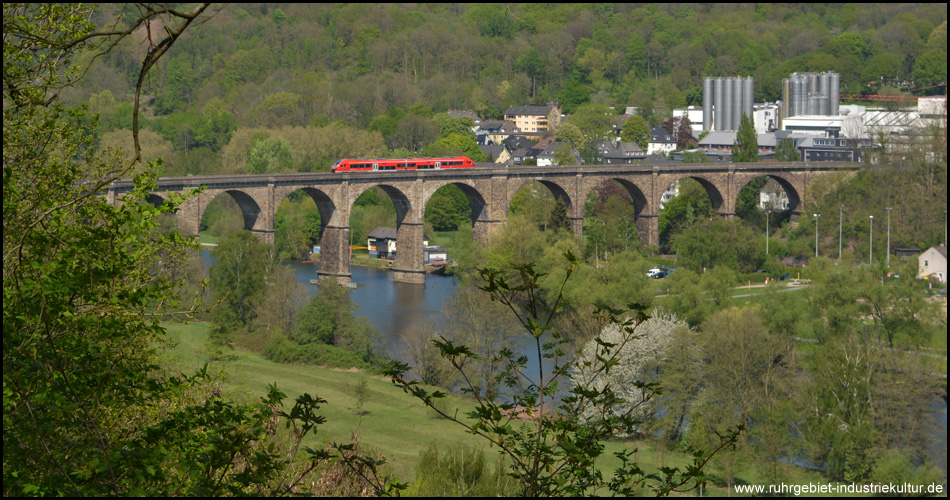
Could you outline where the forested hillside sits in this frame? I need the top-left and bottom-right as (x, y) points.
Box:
(73, 3), (947, 176)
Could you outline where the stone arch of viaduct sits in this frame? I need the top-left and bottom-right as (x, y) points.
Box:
(107, 162), (857, 284)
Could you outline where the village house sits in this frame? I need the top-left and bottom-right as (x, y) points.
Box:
(478, 120), (520, 146)
(918, 245), (947, 284)
(510, 136), (553, 165)
(758, 178), (790, 211)
(367, 227), (399, 259)
(504, 104), (562, 138)
(478, 144), (511, 164)
(536, 140), (581, 166)
(648, 126), (677, 155)
(592, 139), (646, 164)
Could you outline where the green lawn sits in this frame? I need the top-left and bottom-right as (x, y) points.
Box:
(197, 231), (219, 245)
(160, 322), (838, 492)
(428, 230), (458, 247)
(350, 252), (392, 269)
(162, 322), (486, 480)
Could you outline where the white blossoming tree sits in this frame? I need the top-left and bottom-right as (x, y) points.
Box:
(571, 309), (690, 435)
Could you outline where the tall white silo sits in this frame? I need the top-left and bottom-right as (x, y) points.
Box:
(830, 73), (840, 115)
(714, 78), (724, 131)
(703, 78), (713, 131)
(742, 76), (754, 122)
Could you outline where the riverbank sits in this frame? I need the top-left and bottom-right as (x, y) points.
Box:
(296, 254), (451, 274)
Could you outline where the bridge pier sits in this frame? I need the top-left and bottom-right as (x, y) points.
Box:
(316, 225), (352, 285)
(393, 221), (426, 283)
(569, 217), (584, 237)
(473, 220), (502, 244)
(250, 229), (275, 245)
(636, 214), (659, 249)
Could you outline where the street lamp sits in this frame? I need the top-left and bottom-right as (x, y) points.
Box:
(839, 205), (845, 262)
(814, 213), (821, 257)
(885, 207), (892, 268)
(766, 210), (771, 255)
(869, 215), (874, 264)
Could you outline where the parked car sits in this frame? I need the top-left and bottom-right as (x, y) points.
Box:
(647, 265), (672, 278)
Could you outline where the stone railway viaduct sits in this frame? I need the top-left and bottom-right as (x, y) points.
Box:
(107, 161), (859, 284)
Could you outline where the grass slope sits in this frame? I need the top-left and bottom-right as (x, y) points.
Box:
(160, 322), (834, 493)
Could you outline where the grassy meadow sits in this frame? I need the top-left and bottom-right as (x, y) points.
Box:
(160, 322), (838, 495)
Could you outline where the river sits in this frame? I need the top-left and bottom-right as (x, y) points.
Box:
(281, 258), (547, 380)
(201, 249), (462, 355)
(201, 250), (551, 383)
(286, 259), (460, 354)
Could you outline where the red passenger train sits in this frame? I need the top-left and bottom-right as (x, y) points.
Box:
(331, 156), (475, 172)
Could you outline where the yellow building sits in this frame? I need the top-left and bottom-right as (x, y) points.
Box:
(503, 105), (561, 134)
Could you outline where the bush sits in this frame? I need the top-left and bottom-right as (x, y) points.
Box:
(263, 336), (372, 369)
(408, 443), (516, 497)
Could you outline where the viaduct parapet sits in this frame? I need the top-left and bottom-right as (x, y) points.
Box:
(108, 162), (859, 284)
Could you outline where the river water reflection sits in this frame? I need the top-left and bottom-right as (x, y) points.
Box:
(284, 259), (544, 377)
(286, 259), (459, 354)
(200, 250), (539, 367)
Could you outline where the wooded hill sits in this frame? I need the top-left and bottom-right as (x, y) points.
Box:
(74, 4), (947, 172)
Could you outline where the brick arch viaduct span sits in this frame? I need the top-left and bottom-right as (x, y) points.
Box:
(108, 161), (858, 284)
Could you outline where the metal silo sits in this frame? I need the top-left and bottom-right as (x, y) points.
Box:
(802, 73), (814, 115)
(808, 92), (819, 115)
(801, 75), (810, 115)
(714, 78), (724, 131)
(732, 77), (742, 130)
(722, 77), (733, 130)
(703, 78), (713, 131)
(790, 75), (803, 117)
(830, 72), (840, 116)
(782, 78), (790, 120)
(742, 76), (754, 123)
(819, 73), (831, 115)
